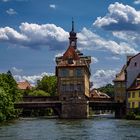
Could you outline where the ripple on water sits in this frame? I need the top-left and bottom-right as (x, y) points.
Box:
(0, 118), (140, 140)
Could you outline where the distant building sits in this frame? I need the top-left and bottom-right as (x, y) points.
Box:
(55, 20), (91, 118)
(17, 80), (32, 90)
(90, 89), (110, 99)
(127, 74), (140, 109)
(126, 53), (140, 111)
(113, 53), (140, 112)
(126, 53), (140, 88)
(113, 65), (126, 103)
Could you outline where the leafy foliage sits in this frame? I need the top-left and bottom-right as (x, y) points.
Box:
(28, 90), (50, 96)
(125, 111), (136, 120)
(0, 71), (21, 122)
(98, 84), (114, 98)
(37, 75), (57, 96)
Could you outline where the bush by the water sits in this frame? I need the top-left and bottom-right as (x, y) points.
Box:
(126, 110), (140, 120)
(28, 90), (50, 96)
(0, 71), (21, 122)
(125, 111), (136, 120)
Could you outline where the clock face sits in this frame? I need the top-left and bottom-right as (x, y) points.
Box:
(71, 41), (75, 46)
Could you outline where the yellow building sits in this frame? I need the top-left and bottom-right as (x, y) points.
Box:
(113, 65), (126, 103)
(127, 74), (140, 109)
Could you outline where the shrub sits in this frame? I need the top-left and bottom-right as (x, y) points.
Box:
(125, 111), (136, 120)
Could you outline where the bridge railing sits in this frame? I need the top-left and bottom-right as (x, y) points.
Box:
(21, 96), (59, 102)
(89, 97), (114, 102)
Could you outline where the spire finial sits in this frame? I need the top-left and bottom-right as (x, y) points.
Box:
(72, 17), (74, 31)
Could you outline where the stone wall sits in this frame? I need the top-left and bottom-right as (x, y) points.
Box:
(61, 100), (89, 119)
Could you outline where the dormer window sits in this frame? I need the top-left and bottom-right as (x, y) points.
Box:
(134, 62), (137, 67)
(60, 68), (69, 77)
(68, 58), (73, 64)
(136, 79), (140, 86)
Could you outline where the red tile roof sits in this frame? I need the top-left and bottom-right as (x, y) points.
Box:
(90, 89), (110, 98)
(17, 81), (32, 90)
(62, 46), (80, 60)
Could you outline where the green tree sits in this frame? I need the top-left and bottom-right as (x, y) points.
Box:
(0, 71), (21, 122)
(37, 75), (57, 96)
(28, 90), (50, 96)
(98, 84), (114, 98)
(0, 87), (15, 121)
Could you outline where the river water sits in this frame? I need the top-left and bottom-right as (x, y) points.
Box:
(0, 117), (140, 140)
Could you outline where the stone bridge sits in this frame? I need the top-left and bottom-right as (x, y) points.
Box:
(14, 96), (125, 118)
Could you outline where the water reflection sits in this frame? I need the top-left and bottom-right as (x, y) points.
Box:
(0, 117), (140, 140)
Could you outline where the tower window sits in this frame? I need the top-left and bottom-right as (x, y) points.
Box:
(61, 84), (66, 92)
(132, 92), (135, 98)
(77, 84), (83, 92)
(134, 62), (137, 67)
(128, 103), (130, 108)
(132, 102), (135, 108)
(60, 68), (69, 77)
(70, 84), (74, 92)
(75, 68), (83, 76)
(68, 58), (73, 64)
(128, 92), (131, 98)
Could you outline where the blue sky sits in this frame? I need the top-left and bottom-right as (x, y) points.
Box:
(0, 0), (140, 87)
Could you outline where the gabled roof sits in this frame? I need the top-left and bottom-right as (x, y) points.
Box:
(127, 53), (140, 67)
(62, 46), (80, 60)
(90, 89), (110, 98)
(113, 65), (126, 82)
(127, 73), (140, 91)
(17, 80), (32, 90)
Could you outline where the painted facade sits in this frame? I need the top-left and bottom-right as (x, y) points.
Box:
(127, 74), (140, 109)
(128, 90), (140, 109)
(126, 53), (140, 111)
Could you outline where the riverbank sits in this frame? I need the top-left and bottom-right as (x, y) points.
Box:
(135, 115), (140, 120)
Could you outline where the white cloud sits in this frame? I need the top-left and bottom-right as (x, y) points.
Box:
(91, 56), (98, 64)
(6, 8), (17, 15)
(0, 22), (68, 50)
(0, 22), (138, 55)
(53, 52), (64, 62)
(93, 2), (140, 31)
(55, 52), (64, 57)
(1, 0), (10, 2)
(1, 0), (28, 2)
(11, 67), (23, 73)
(134, 0), (140, 4)
(78, 28), (138, 55)
(49, 4), (56, 9)
(112, 31), (140, 47)
(93, 2), (140, 54)
(91, 69), (117, 88)
(14, 72), (54, 86)
(106, 56), (120, 60)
